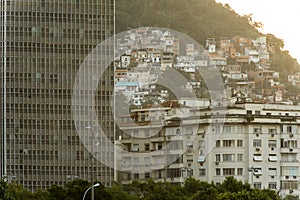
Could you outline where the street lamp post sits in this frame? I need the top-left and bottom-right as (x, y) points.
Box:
(82, 183), (100, 200)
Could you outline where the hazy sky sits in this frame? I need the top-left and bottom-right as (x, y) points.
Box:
(215, 0), (300, 63)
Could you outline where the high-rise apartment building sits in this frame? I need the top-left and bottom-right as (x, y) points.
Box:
(117, 102), (300, 198)
(0, 0), (115, 190)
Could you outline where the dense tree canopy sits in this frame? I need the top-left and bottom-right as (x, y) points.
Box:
(0, 177), (282, 200)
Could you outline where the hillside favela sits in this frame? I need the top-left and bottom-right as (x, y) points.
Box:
(1, 0), (300, 200)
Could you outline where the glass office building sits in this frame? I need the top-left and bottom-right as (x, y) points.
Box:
(0, 0), (115, 190)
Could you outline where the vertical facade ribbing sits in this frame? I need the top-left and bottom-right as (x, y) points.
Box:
(0, 0), (115, 190)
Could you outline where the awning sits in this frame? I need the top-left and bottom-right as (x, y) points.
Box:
(268, 155), (278, 162)
(198, 155), (206, 163)
(253, 169), (262, 176)
(253, 155), (262, 162)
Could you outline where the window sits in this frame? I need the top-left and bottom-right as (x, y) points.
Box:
(169, 140), (183, 150)
(253, 127), (261, 134)
(281, 181), (298, 190)
(215, 154), (221, 162)
(281, 153), (297, 162)
(145, 130), (150, 138)
(215, 126), (221, 133)
(268, 140), (277, 148)
(216, 140), (220, 147)
(281, 139), (298, 148)
(145, 172), (150, 179)
(216, 168), (221, 176)
(133, 157), (139, 165)
(253, 139), (262, 147)
(223, 140), (235, 147)
(144, 143), (150, 151)
(287, 125), (292, 133)
(253, 182), (262, 189)
(223, 126), (232, 133)
(268, 128), (276, 134)
(236, 126), (242, 134)
(199, 169), (206, 176)
(132, 144), (139, 152)
(269, 168), (277, 176)
(269, 182), (277, 189)
(134, 173), (139, 179)
(237, 140), (243, 147)
(237, 154), (243, 162)
(167, 169), (181, 178)
(223, 154), (235, 162)
(187, 155), (193, 163)
(223, 168), (235, 176)
(158, 143), (162, 150)
(133, 130), (138, 138)
(282, 166), (298, 176)
(144, 157), (150, 166)
(237, 168), (243, 175)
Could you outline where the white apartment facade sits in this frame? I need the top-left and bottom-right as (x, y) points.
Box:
(116, 102), (300, 198)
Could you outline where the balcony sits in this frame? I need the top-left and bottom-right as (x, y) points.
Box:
(120, 164), (132, 171)
(280, 175), (298, 181)
(150, 136), (165, 142)
(281, 148), (298, 154)
(150, 163), (165, 170)
(166, 176), (185, 183)
(281, 159), (298, 163)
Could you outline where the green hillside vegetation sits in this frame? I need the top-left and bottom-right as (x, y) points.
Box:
(116, 0), (260, 43)
(116, 0), (300, 85)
